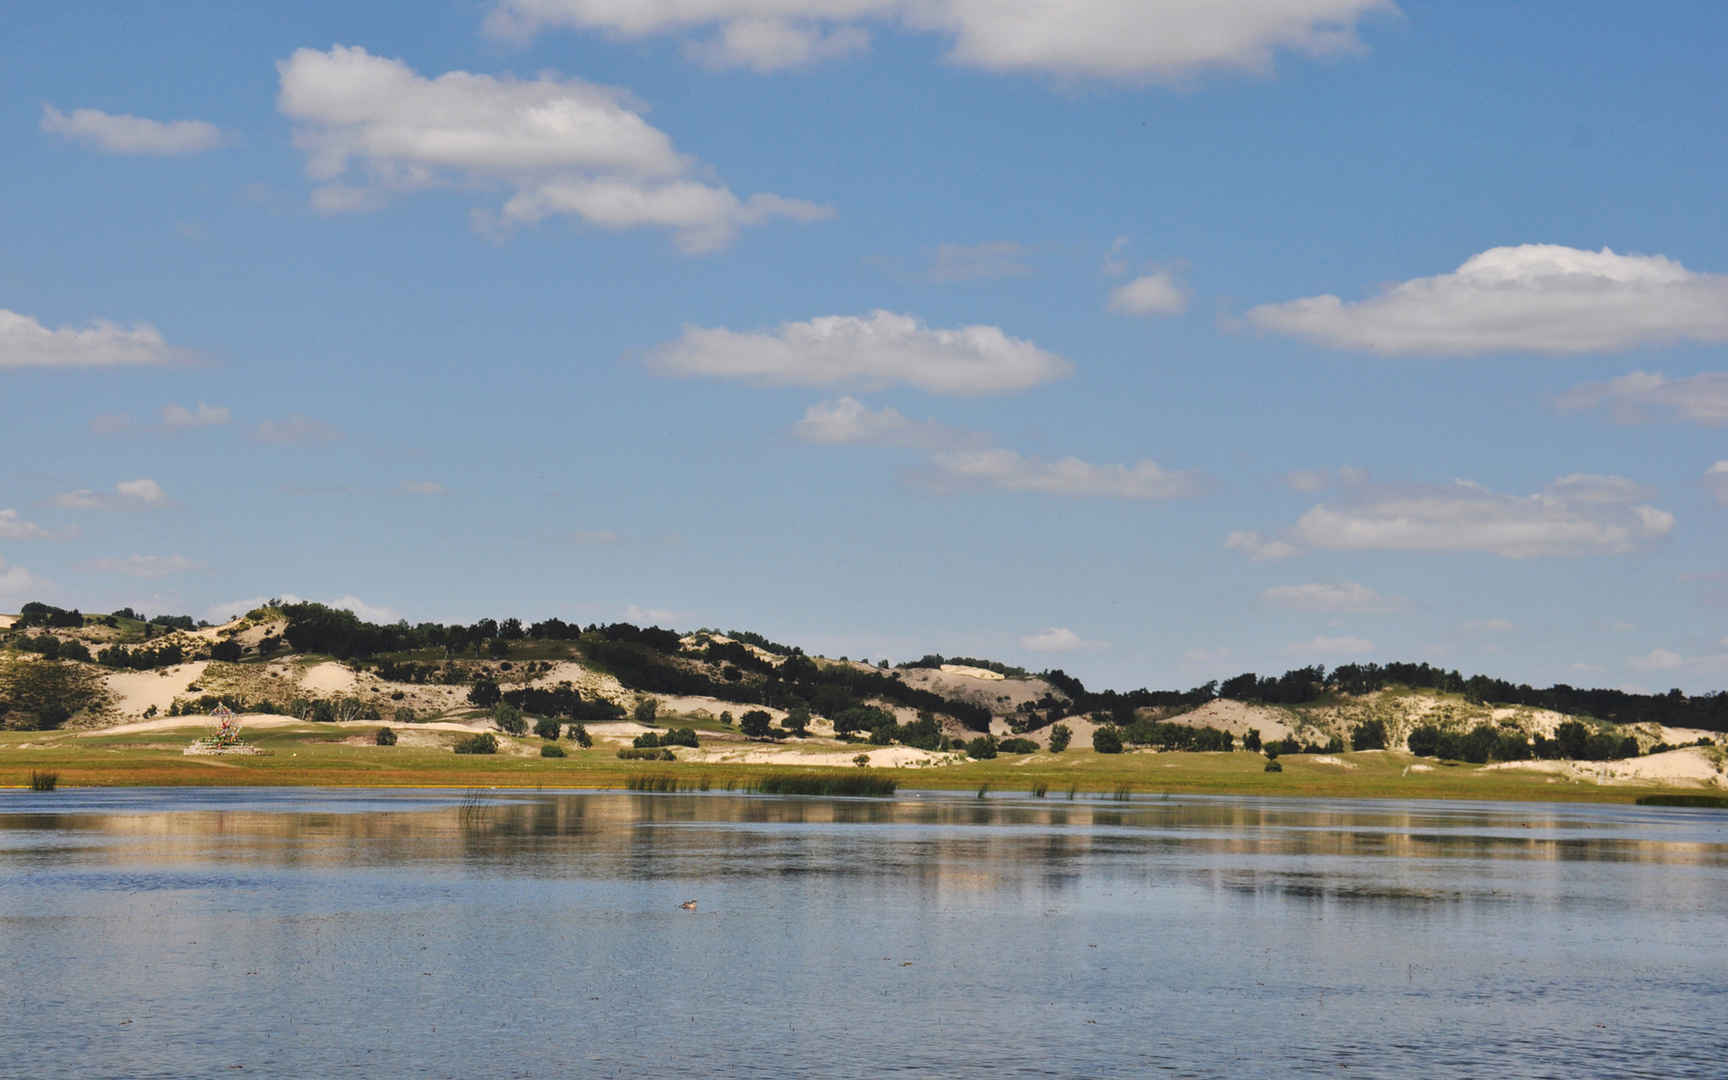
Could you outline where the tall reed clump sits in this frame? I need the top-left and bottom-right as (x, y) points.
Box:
(1030, 782), (1049, 798)
(975, 782), (990, 800)
(29, 770), (59, 792)
(1112, 783), (1133, 801)
(625, 774), (692, 793)
(1066, 784), (1079, 800)
(751, 773), (898, 797)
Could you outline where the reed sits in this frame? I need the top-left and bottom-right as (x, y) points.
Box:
(1066, 784), (1079, 800)
(1031, 782), (1048, 798)
(1636, 793), (1728, 808)
(28, 770), (58, 792)
(975, 782), (990, 799)
(751, 773), (898, 797)
(1111, 783), (1133, 801)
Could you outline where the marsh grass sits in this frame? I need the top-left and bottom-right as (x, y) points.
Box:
(1637, 793), (1728, 808)
(1066, 784), (1079, 800)
(1031, 782), (1048, 798)
(1111, 783), (1133, 801)
(29, 770), (58, 791)
(975, 782), (990, 799)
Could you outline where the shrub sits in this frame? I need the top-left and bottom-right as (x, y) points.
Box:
(633, 697), (659, 726)
(1243, 728), (1262, 752)
(783, 705), (811, 737)
(467, 678), (501, 708)
(1048, 723), (1071, 753)
(541, 743), (566, 758)
(534, 716), (562, 740)
(394, 706), (417, 725)
(998, 737), (1038, 754)
(1264, 759), (1283, 773)
(853, 753), (871, 767)
(29, 770), (59, 791)
(375, 726), (397, 746)
(1351, 719), (1387, 751)
(309, 700), (337, 724)
(740, 709), (774, 738)
(453, 733), (498, 754)
(570, 724), (593, 748)
(492, 703), (526, 736)
(617, 747), (675, 761)
(1407, 725), (1441, 756)
(1092, 727), (1124, 754)
(966, 735), (998, 759)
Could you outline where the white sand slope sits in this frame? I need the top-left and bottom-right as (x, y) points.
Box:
(1484, 747), (1725, 787)
(103, 662), (210, 718)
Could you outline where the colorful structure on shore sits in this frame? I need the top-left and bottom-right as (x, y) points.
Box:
(184, 703), (259, 755)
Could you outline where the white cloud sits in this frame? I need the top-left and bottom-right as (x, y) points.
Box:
(931, 448), (1199, 499)
(624, 604), (686, 624)
(41, 105), (221, 155)
(1020, 626), (1102, 653)
(1, 308), (187, 369)
(686, 19), (869, 71)
(1707, 461), (1728, 505)
(84, 554), (204, 578)
(162, 401), (230, 429)
(277, 45), (828, 252)
(0, 510), (47, 540)
(1261, 582), (1397, 613)
(55, 478), (166, 510)
(404, 481), (446, 495)
(1287, 476), (1675, 558)
(0, 555), (39, 601)
(793, 396), (982, 449)
(487, 1), (1393, 82)
(255, 416), (341, 445)
(1107, 270), (1188, 316)
(1629, 645), (1728, 675)
(920, 241), (1032, 284)
(1248, 245), (1728, 355)
(1462, 618), (1515, 633)
(1283, 465), (1366, 492)
(1630, 648), (1686, 672)
(1224, 530), (1298, 561)
(1286, 634), (1374, 656)
(1182, 646), (1232, 667)
(649, 310), (1070, 394)
(1557, 371), (1728, 426)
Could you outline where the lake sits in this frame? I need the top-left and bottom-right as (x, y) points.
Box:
(2, 788), (1724, 1078)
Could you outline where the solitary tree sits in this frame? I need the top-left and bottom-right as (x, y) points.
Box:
(1048, 723), (1072, 753)
(740, 709), (773, 738)
(1092, 726), (1124, 754)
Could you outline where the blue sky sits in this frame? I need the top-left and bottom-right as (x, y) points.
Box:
(4, 1), (1726, 693)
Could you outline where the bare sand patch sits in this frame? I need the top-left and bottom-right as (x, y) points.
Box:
(677, 743), (959, 768)
(103, 662), (209, 718)
(1167, 699), (1296, 742)
(939, 664), (1005, 681)
(299, 661), (358, 695)
(1310, 755), (1358, 769)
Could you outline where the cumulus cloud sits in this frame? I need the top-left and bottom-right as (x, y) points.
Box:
(0, 510), (47, 540)
(1261, 582), (1397, 613)
(1286, 634), (1374, 656)
(203, 592), (400, 625)
(41, 105), (221, 155)
(1283, 466), (1367, 492)
(686, 19), (869, 70)
(1107, 270), (1188, 316)
(255, 416), (341, 445)
(1248, 245), (1728, 355)
(1706, 462), (1728, 505)
(84, 554), (204, 578)
(162, 401), (229, 429)
(1224, 530), (1298, 561)
(1019, 626), (1102, 653)
(1287, 476), (1674, 558)
(792, 396), (983, 449)
(625, 604), (686, 624)
(649, 310), (1070, 394)
(486, 0), (1392, 82)
(1, 308), (188, 369)
(930, 448), (1199, 499)
(276, 45), (828, 252)
(55, 478), (166, 510)
(1557, 371), (1728, 426)
(0, 555), (39, 600)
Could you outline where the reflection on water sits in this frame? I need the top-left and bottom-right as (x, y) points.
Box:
(2, 789), (1724, 1078)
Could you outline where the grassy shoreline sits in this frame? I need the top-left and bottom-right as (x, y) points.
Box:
(1, 721), (1712, 805)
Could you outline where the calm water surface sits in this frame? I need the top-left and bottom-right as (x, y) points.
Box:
(2, 788), (1724, 1078)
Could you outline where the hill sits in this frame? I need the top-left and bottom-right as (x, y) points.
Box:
(2, 598), (1724, 795)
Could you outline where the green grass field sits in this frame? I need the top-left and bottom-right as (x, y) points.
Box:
(0, 721), (1696, 804)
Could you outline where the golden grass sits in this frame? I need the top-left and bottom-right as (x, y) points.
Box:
(0, 725), (1695, 804)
